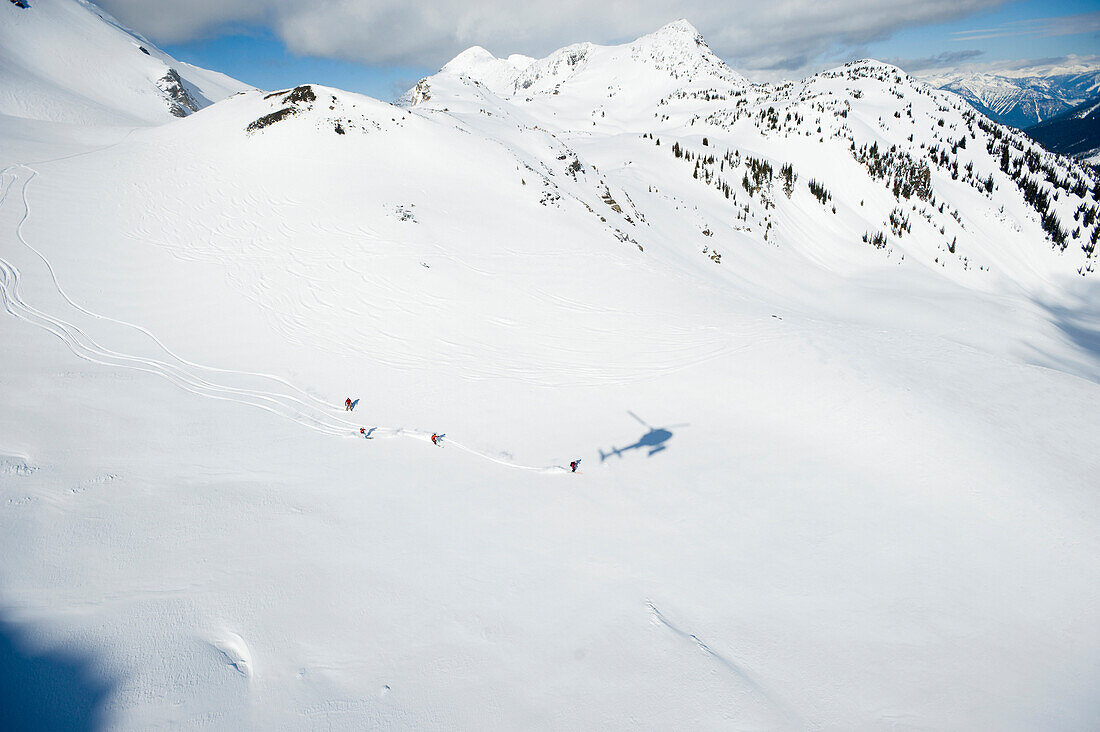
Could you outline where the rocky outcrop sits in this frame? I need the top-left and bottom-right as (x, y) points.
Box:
(157, 68), (201, 117)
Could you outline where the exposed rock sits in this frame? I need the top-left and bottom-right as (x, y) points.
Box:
(405, 79), (432, 106)
(157, 68), (201, 117)
(247, 107), (299, 133)
(601, 188), (622, 213)
(283, 85), (317, 105)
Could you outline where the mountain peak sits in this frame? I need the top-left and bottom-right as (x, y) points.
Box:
(444, 45), (496, 68)
(843, 58), (907, 75)
(418, 18), (743, 108)
(625, 18), (743, 87)
(633, 18), (707, 51)
(654, 19), (701, 37)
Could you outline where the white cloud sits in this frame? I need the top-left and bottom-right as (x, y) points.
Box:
(96, 0), (1006, 76)
(887, 49), (986, 73)
(908, 53), (1100, 82)
(948, 10), (1100, 42)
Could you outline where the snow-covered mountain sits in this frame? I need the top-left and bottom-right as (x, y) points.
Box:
(1028, 95), (1100, 167)
(1, 11), (1098, 731)
(926, 66), (1100, 128)
(0, 0), (247, 125)
(398, 24), (1097, 279)
(420, 19), (746, 105)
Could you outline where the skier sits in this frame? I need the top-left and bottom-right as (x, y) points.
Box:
(360, 428), (366, 435)
(570, 460), (580, 473)
(431, 433), (440, 446)
(345, 397), (353, 411)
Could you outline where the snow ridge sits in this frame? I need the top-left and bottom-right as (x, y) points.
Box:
(421, 18), (744, 104)
(0, 0), (248, 125)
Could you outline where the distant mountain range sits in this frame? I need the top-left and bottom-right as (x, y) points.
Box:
(923, 67), (1100, 129)
(1026, 95), (1100, 167)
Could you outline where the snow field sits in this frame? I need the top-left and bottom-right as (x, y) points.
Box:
(0, 11), (1098, 730)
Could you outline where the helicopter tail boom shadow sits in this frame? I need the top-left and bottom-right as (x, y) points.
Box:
(598, 412), (687, 462)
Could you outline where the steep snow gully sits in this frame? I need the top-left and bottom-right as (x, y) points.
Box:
(0, 164), (568, 474)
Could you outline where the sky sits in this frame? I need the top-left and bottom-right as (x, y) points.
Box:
(87, 0), (1100, 100)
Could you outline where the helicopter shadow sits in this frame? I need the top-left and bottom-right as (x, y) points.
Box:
(599, 411), (689, 462)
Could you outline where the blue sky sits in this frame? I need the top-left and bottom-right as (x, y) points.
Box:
(168, 31), (430, 101)
(138, 0), (1100, 100)
(868, 0), (1100, 69)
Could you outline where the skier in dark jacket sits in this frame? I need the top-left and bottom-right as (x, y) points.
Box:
(345, 397), (353, 411)
(570, 460), (580, 473)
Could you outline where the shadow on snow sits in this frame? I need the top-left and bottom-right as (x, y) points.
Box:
(1032, 288), (1100, 384)
(599, 411), (689, 462)
(0, 610), (114, 731)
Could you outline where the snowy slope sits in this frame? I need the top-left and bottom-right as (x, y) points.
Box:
(1, 17), (1099, 732)
(406, 37), (1099, 282)
(0, 0), (247, 125)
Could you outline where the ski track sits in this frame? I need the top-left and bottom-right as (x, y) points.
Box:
(647, 601), (801, 728)
(0, 164), (567, 474)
